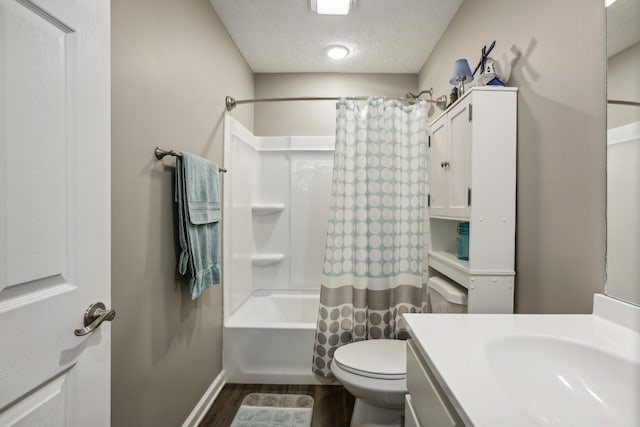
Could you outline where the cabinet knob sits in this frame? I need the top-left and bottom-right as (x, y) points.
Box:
(441, 161), (450, 168)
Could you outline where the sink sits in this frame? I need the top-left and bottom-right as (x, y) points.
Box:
(485, 335), (640, 426)
(404, 295), (640, 426)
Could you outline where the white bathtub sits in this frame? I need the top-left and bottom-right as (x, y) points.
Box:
(223, 292), (327, 384)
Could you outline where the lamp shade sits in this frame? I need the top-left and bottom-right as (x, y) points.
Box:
(449, 59), (474, 85)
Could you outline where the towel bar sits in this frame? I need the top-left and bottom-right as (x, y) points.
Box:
(154, 147), (227, 172)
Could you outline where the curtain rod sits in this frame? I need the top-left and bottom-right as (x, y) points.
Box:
(225, 95), (368, 111)
(225, 89), (447, 111)
(608, 99), (640, 107)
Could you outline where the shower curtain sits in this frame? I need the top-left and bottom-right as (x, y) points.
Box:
(312, 97), (429, 377)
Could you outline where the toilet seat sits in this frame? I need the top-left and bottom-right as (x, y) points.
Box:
(333, 339), (406, 380)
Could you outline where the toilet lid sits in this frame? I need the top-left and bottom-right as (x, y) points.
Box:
(333, 339), (406, 380)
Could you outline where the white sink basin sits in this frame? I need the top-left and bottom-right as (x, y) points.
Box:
(404, 294), (640, 427)
(486, 335), (640, 426)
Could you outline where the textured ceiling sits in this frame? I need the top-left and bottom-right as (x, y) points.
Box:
(209, 0), (463, 73)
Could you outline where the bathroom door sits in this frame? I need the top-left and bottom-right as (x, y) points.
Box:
(0, 0), (111, 425)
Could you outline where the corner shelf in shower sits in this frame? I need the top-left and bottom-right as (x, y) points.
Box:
(251, 204), (285, 215)
(251, 253), (285, 266)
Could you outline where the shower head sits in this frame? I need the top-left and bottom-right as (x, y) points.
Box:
(405, 89), (433, 100)
(404, 88), (447, 110)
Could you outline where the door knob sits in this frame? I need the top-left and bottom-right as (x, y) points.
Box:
(74, 302), (116, 336)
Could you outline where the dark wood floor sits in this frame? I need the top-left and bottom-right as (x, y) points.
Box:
(199, 383), (355, 427)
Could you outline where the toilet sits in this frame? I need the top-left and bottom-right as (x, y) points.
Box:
(331, 339), (407, 426)
(331, 276), (467, 426)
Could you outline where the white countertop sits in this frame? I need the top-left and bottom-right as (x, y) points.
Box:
(404, 295), (640, 427)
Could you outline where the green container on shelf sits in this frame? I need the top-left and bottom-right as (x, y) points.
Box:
(456, 222), (469, 260)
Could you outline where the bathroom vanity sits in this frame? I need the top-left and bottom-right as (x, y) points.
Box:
(403, 294), (640, 426)
(428, 87), (517, 313)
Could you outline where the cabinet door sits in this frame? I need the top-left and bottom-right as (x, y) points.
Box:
(429, 116), (449, 217)
(447, 98), (471, 218)
(407, 340), (462, 427)
(404, 395), (422, 427)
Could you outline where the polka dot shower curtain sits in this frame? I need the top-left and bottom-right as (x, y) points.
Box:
(312, 97), (430, 378)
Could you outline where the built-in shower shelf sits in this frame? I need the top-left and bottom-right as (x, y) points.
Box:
(251, 204), (285, 215)
(251, 253), (285, 266)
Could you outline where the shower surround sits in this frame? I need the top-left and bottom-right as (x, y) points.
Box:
(222, 115), (334, 384)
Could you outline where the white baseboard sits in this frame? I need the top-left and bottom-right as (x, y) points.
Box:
(182, 369), (227, 427)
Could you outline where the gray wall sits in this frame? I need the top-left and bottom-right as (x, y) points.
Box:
(608, 42), (640, 129)
(109, 0), (608, 422)
(254, 73), (418, 136)
(111, 0), (253, 425)
(419, 0), (606, 313)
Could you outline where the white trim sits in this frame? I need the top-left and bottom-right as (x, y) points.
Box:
(225, 115), (335, 152)
(593, 294), (640, 333)
(181, 370), (227, 427)
(607, 121), (640, 145)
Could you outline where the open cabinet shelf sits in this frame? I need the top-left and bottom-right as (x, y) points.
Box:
(428, 250), (470, 289)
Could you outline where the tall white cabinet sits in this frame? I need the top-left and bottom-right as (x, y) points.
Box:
(428, 87), (517, 313)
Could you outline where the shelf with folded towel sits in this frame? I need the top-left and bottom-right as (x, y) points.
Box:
(251, 204), (285, 215)
(251, 253), (285, 266)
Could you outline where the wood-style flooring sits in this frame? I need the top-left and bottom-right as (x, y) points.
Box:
(199, 383), (355, 427)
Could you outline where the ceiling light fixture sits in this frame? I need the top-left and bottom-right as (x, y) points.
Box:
(326, 45), (350, 59)
(310, 0), (354, 15)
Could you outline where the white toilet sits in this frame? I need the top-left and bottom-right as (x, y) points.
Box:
(331, 277), (467, 427)
(331, 339), (407, 426)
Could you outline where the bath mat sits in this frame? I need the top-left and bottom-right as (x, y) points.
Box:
(230, 393), (314, 427)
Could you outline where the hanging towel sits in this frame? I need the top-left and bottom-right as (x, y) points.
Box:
(175, 152), (221, 299)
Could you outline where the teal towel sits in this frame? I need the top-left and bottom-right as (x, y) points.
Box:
(175, 153), (221, 299)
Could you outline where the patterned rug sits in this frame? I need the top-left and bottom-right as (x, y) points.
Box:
(230, 393), (314, 427)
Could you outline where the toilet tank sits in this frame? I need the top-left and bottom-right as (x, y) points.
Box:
(427, 277), (468, 313)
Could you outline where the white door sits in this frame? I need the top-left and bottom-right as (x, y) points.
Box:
(0, 0), (111, 425)
(428, 116), (448, 217)
(447, 98), (471, 218)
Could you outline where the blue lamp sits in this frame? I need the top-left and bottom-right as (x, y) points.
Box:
(449, 59), (474, 96)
